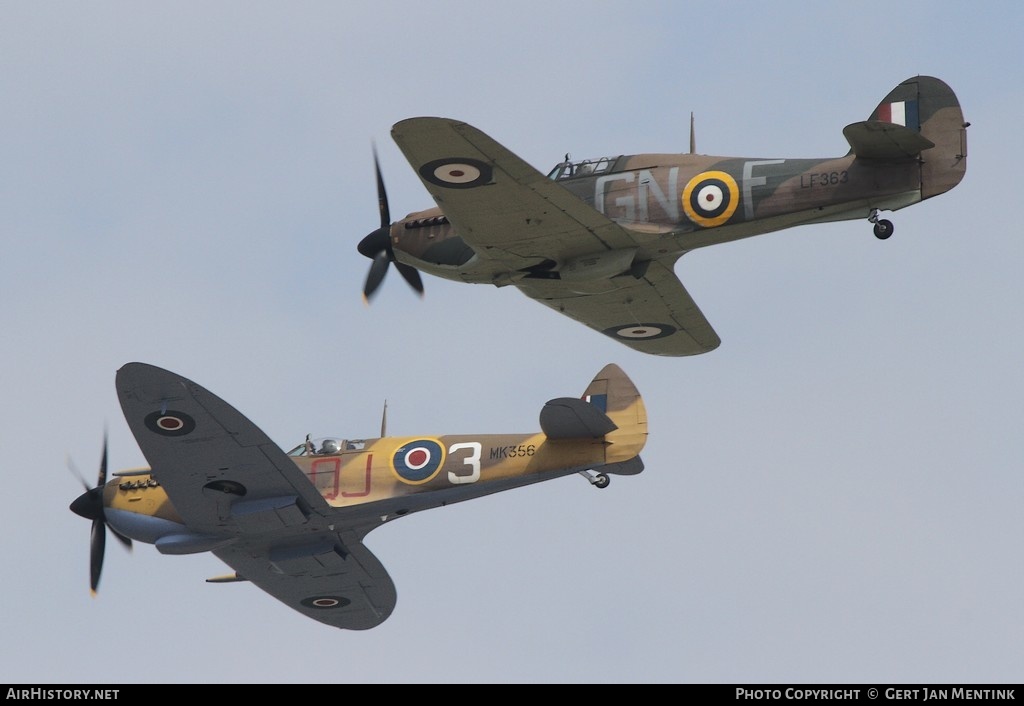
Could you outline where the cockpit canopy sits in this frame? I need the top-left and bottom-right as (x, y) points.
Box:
(547, 155), (621, 181)
(287, 436), (367, 457)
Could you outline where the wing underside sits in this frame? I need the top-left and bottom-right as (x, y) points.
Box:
(116, 362), (397, 630)
(213, 529), (396, 630)
(517, 259), (720, 356)
(391, 117), (720, 356)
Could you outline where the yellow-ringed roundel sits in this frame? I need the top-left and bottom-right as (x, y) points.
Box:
(682, 170), (740, 228)
(144, 410), (196, 437)
(391, 438), (446, 484)
(419, 157), (493, 189)
(301, 595), (351, 610)
(603, 323), (677, 341)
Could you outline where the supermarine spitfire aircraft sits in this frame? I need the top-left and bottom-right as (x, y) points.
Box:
(69, 362), (646, 630)
(358, 75), (968, 356)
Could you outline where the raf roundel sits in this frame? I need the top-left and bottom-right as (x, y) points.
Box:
(682, 170), (740, 228)
(144, 410), (196, 437)
(302, 595), (352, 610)
(419, 157), (493, 189)
(603, 323), (677, 341)
(391, 438), (446, 484)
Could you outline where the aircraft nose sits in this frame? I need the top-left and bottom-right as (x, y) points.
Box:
(358, 227), (389, 259)
(69, 489), (102, 521)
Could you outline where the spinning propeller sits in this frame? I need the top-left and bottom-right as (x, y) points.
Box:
(68, 430), (132, 595)
(358, 148), (424, 302)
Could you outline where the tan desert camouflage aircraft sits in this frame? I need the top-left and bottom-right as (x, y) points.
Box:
(69, 361), (646, 630)
(359, 75), (968, 356)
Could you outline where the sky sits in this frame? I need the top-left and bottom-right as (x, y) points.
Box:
(2, 0), (1021, 685)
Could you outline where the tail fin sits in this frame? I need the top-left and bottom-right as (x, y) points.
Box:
(539, 363), (647, 473)
(845, 76), (967, 198)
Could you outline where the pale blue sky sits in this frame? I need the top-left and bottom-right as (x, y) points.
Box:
(2, 0), (1021, 684)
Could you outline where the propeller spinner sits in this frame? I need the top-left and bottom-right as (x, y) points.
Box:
(358, 148), (424, 302)
(68, 431), (132, 595)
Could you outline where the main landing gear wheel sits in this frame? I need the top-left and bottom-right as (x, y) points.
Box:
(873, 219), (894, 240)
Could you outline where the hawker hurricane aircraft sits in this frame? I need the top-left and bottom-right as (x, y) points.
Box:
(69, 362), (647, 630)
(359, 75), (968, 356)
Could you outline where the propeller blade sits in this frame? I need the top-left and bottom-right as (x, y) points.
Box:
(395, 261), (424, 296)
(358, 147), (425, 301)
(69, 430), (132, 596)
(373, 145), (390, 228)
(90, 518), (105, 596)
(363, 251), (390, 302)
(68, 455), (90, 494)
(110, 527), (134, 551)
(97, 430), (108, 488)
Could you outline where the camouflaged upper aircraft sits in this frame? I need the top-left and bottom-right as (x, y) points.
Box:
(69, 361), (646, 630)
(359, 75), (968, 356)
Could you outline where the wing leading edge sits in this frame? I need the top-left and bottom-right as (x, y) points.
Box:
(115, 362), (396, 630)
(391, 117), (720, 356)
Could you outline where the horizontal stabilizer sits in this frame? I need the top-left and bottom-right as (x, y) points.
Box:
(540, 397), (617, 439)
(601, 456), (644, 476)
(843, 120), (934, 159)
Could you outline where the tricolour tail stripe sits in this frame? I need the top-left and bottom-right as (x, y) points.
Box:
(584, 393), (607, 412)
(878, 100), (919, 129)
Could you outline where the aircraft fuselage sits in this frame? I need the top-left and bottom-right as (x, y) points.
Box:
(390, 151), (923, 284)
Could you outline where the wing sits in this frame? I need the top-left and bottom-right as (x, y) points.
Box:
(212, 529), (396, 631)
(392, 117), (640, 259)
(516, 257), (720, 356)
(391, 117), (719, 356)
(116, 362), (396, 630)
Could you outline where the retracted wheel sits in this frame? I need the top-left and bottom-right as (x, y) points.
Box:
(873, 219), (894, 240)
